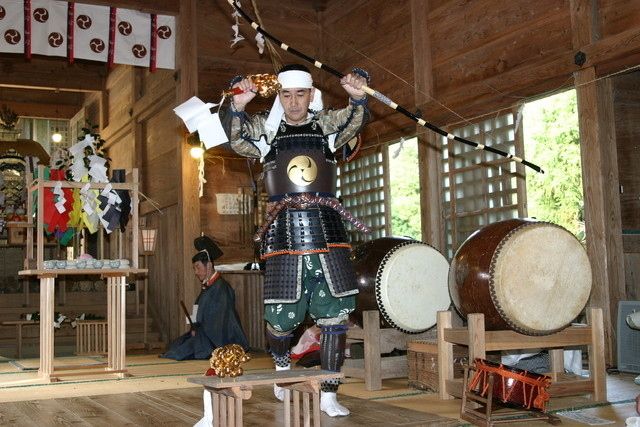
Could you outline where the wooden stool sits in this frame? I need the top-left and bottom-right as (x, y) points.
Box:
(188, 369), (343, 427)
(460, 366), (561, 426)
(281, 380), (321, 427)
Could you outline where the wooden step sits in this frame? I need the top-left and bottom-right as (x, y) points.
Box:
(0, 332), (165, 356)
(0, 289), (144, 308)
(0, 318), (159, 338)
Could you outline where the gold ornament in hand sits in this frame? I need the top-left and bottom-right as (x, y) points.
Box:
(222, 74), (281, 98)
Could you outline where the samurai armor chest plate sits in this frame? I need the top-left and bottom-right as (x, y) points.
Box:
(264, 121), (337, 197)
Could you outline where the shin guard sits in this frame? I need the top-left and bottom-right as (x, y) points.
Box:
(267, 326), (293, 367)
(320, 324), (348, 392)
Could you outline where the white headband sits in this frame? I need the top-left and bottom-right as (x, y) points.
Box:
(265, 69), (323, 133)
(278, 70), (313, 89)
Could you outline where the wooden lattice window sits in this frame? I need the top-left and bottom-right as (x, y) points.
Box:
(338, 148), (389, 243)
(441, 111), (527, 258)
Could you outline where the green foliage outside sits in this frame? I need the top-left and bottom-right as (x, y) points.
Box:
(384, 90), (583, 243)
(524, 90), (585, 240)
(388, 138), (422, 239)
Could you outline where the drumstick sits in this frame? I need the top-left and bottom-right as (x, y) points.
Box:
(180, 300), (194, 330)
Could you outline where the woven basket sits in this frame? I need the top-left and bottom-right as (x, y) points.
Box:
(407, 340), (467, 392)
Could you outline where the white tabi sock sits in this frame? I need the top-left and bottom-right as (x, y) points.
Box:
(193, 389), (213, 427)
(273, 364), (290, 401)
(320, 391), (349, 417)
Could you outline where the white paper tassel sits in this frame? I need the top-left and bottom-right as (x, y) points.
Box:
(198, 156), (207, 198)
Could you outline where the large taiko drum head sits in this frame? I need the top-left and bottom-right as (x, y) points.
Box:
(351, 237), (450, 333)
(449, 219), (592, 335)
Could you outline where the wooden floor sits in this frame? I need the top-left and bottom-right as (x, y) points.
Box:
(0, 352), (638, 426)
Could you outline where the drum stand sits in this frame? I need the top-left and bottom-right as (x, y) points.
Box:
(460, 366), (561, 426)
(342, 310), (434, 391)
(438, 308), (607, 402)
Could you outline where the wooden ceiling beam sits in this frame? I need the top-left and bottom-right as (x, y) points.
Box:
(582, 25), (640, 71)
(0, 57), (106, 92)
(0, 87), (85, 104)
(416, 24), (640, 127)
(68, 0), (179, 15)
(0, 101), (80, 119)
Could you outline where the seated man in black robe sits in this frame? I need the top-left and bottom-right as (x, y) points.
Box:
(161, 235), (249, 360)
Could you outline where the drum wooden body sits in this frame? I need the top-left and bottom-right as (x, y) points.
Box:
(469, 359), (551, 411)
(351, 237), (450, 333)
(449, 219), (592, 335)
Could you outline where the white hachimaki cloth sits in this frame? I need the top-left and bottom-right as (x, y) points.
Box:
(265, 70), (324, 133)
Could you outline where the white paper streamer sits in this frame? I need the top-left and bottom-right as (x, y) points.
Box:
(174, 96), (229, 149)
(101, 183), (113, 197)
(255, 32), (264, 54)
(54, 314), (66, 329)
(53, 181), (67, 213)
(230, 2), (245, 48)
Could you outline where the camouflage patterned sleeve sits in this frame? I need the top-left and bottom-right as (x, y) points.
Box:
(227, 110), (269, 159)
(317, 100), (369, 149)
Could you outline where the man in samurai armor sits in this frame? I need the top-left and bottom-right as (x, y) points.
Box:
(227, 63), (369, 417)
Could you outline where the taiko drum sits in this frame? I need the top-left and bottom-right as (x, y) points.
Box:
(351, 237), (450, 333)
(449, 219), (592, 335)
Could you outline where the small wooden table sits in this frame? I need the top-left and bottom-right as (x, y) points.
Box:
(18, 268), (146, 382)
(188, 369), (344, 427)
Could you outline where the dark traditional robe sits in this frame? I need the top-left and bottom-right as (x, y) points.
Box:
(161, 274), (249, 360)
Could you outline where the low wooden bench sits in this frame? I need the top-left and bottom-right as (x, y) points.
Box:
(1, 320), (39, 359)
(188, 369), (344, 427)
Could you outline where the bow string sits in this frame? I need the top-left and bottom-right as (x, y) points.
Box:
(227, 0), (543, 173)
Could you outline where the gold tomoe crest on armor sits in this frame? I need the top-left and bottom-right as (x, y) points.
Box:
(287, 156), (317, 186)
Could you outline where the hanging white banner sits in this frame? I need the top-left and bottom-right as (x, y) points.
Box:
(0, 0), (25, 54)
(113, 8), (150, 68)
(0, 1), (175, 70)
(155, 14), (175, 70)
(31, 0), (67, 57)
(73, 3), (109, 62)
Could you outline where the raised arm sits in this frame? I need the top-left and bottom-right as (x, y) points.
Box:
(227, 78), (268, 159)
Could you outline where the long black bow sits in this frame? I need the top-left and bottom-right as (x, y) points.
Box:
(227, 0), (543, 173)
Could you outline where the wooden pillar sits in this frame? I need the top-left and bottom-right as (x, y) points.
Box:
(176, 0), (201, 315)
(437, 310), (454, 400)
(107, 275), (127, 375)
(411, 0), (443, 249)
(38, 276), (55, 379)
(571, 0), (625, 363)
(362, 310), (381, 391)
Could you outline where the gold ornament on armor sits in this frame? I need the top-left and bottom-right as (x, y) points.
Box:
(287, 156), (318, 186)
